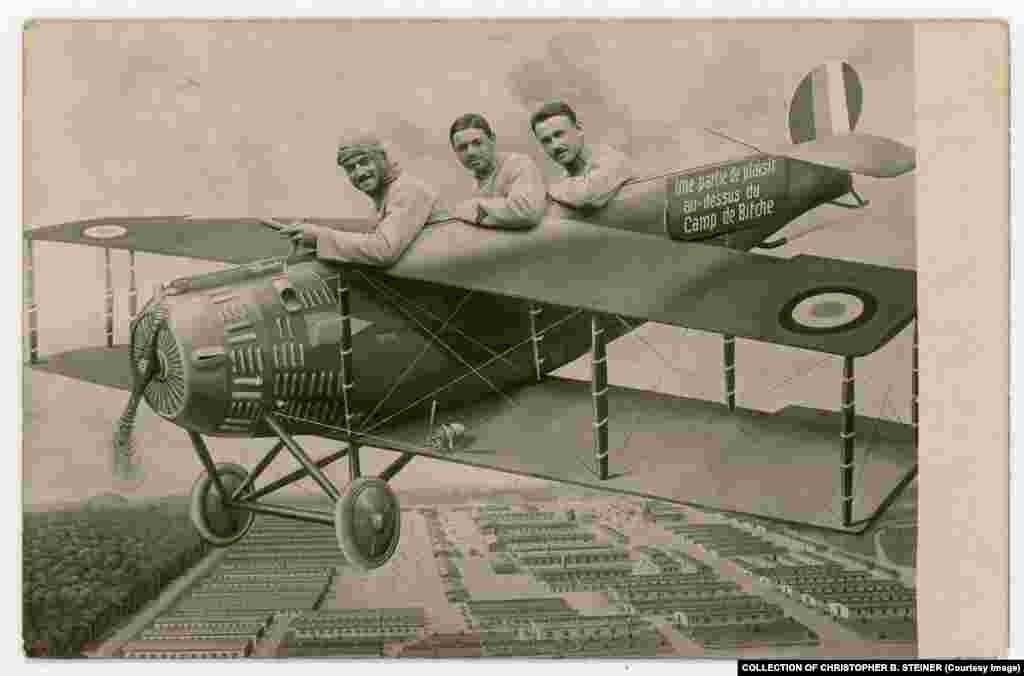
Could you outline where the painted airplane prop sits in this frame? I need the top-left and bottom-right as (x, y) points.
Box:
(24, 62), (917, 570)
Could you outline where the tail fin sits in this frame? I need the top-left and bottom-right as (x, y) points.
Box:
(789, 61), (864, 144)
(776, 61), (914, 178)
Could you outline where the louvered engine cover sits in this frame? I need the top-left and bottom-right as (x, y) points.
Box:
(131, 258), (353, 437)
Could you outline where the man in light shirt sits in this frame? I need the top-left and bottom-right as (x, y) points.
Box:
(529, 100), (634, 210)
(279, 133), (447, 266)
(448, 113), (546, 229)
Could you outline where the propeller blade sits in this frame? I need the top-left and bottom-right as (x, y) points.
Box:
(111, 387), (147, 487)
(110, 309), (165, 487)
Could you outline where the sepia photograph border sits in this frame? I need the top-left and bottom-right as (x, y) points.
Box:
(5, 5), (1017, 669)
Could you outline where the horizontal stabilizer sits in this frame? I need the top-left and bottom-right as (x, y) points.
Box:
(768, 133), (916, 178)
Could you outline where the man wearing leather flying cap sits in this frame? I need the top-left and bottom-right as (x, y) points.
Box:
(280, 134), (446, 266)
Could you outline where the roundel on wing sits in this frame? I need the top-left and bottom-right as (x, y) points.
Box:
(83, 224), (129, 239)
(779, 286), (878, 335)
(789, 61), (864, 144)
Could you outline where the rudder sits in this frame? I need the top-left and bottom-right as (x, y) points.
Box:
(789, 61), (864, 144)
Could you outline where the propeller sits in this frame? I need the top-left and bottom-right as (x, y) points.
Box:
(110, 303), (166, 487)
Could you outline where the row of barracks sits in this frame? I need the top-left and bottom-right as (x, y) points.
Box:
(399, 631), (484, 658)
(489, 530), (596, 551)
(514, 546), (630, 568)
(609, 581), (742, 603)
(725, 543), (917, 627)
(671, 524), (790, 558)
(284, 608), (428, 642)
(119, 517), (341, 658)
(473, 509), (561, 523)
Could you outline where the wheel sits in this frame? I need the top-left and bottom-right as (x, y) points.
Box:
(189, 462), (255, 546)
(335, 477), (401, 570)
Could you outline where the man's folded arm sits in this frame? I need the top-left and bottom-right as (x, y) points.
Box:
(548, 150), (634, 209)
(476, 157), (546, 229)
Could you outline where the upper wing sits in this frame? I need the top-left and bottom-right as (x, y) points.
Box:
(24, 215), (372, 264)
(384, 218), (915, 358)
(26, 213), (915, 358)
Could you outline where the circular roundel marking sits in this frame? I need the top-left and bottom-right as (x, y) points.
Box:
(335, 477), (401, 571)
(189, 462), (255, 547)
(82, 224), (128, 239)
(779, 286), (878, 335)
(792, 292), (864, 329)
(789, 61), (864, 144)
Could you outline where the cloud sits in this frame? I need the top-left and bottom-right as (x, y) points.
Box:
(23, 20), (915, 223)
(506, 32), (637, 154)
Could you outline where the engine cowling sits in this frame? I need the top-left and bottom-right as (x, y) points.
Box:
(131, 257), (352, 437)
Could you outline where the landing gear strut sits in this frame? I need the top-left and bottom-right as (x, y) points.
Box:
(184, 277), (410, 571)
(184, 417), (410, 571)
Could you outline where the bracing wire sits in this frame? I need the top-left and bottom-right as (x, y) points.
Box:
(361, 309), (586, 436)
(353, 271), (518, 370)
(358, 285), (478, 431)
(354, 272), (523, 421)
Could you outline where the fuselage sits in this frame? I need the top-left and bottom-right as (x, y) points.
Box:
(550, 153), (851, 251)
(135, 154), (852, 440)
(135, 257), (630, 439)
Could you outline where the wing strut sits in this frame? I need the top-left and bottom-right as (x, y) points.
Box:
(24, 238), (38, 363)
(912, 320), (919, 447)
(529, 303), (546, 382)
(338, 274), (361, 480)
(841, 356), (856, 526)
(128, 250), (138, 321)
(104, 248), (115, 348)
(723, 335), (737, 411)
(591, 316), (609, 481)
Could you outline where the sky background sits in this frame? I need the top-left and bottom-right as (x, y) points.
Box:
(21, 19), (917, 507)
(23, 19), (915, 224)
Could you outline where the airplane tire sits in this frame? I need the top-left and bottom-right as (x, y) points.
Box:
(335, 477), (401, 571)
(189, 462), (255, 547)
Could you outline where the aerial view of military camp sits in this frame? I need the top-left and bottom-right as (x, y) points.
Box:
(24, 482), (917, 658)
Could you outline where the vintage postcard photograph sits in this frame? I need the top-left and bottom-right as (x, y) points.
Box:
(17, 18), (1009, 660)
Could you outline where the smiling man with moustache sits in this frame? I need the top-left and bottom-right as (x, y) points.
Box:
(530, 100), (634, 211)
(448, 113), (546, 229)
(279, 133), (447, 266)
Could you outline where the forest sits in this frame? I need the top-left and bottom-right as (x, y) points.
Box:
(22, 496), (209, 657)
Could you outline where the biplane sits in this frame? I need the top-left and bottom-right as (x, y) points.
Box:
(23, 62), (918, 570)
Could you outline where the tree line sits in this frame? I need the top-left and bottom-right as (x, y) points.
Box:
(22, 499), (210, 657)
